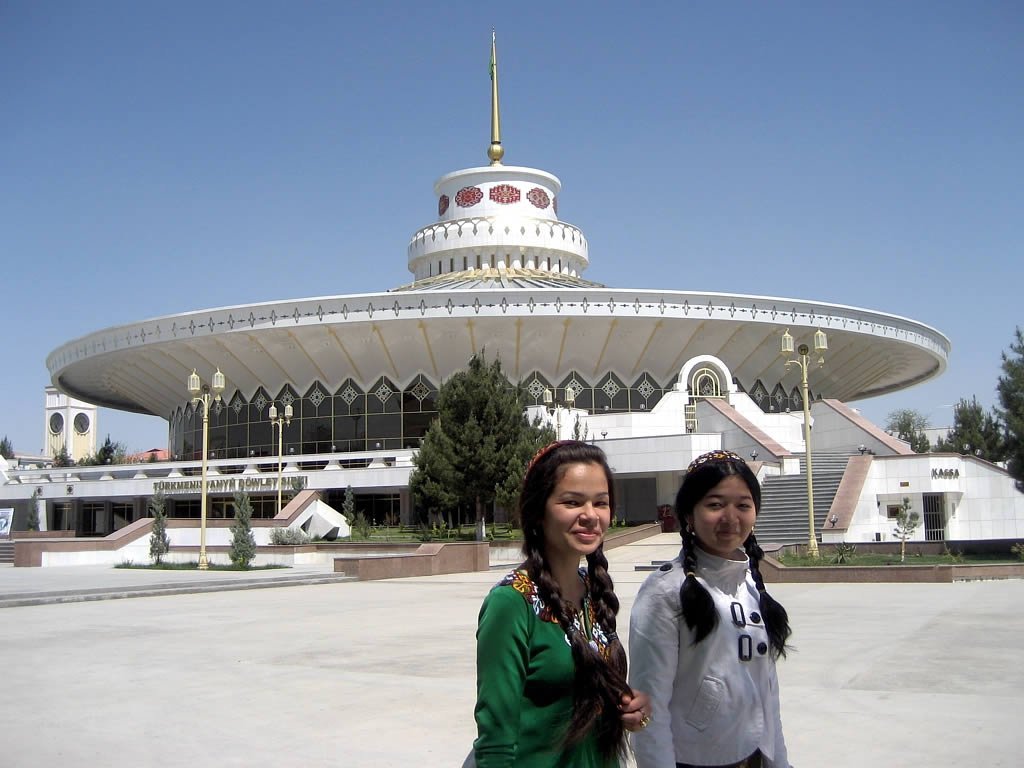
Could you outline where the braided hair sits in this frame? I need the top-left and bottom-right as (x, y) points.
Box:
(676, 451), (792, 659)
(520, 440), (629, 764)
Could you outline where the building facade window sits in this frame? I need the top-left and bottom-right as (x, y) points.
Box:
(171, 376), (442, 459)
(169, 369), (676, 458)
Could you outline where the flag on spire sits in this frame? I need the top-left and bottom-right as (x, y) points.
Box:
(489, 30), (496, 81)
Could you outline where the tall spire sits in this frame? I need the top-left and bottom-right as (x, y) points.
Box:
(487, 29), (504, 166)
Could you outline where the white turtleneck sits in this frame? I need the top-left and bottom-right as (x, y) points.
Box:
(628, 547), (791, 768)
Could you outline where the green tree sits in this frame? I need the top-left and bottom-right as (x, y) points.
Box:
(411, 419), (461, 526)
(495, 415), (554, 527)
(571, 416), (589, 442)
(996, 326), (1024, 493)
(934, 397), (1006, 461)
(352, 511), (372, 540)
(148, 491), (171, 565)
(97, 435), (117, 465)
(885, 409), (931, 453)
(229, 492), (257, 568)
(341, 484), (356, 525)
(0, 435), (13, 459)
(410, 353), (550, 541)
(52, 446), (72, 467)
(892, 497), (921, 563)
(82, 434), (128, 466)
(26, 489), (41, 531)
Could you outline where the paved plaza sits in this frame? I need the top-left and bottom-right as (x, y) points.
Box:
(1, 535), (1021, 767)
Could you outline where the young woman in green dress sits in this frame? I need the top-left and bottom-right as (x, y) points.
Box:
(472, 440), (651, 768)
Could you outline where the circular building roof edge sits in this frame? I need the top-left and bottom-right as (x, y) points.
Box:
(47, 285), (950, 418)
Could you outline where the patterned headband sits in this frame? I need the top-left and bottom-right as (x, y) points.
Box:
(525, 440), (576, 475)
(528, 438), (593, 475)
(687, 450), (746, 472)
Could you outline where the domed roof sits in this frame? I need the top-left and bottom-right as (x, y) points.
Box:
(391, 267), (604, 292)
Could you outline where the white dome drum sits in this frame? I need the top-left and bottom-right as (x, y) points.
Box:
(408, 165), (588, 281)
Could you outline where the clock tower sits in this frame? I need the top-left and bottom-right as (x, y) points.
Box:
(44, 386), (97, 463)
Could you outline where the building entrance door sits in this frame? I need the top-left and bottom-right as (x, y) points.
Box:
(923, 493), (945, 541)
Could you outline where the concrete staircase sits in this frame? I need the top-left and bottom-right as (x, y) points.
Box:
(632, 453), (855, 558)
(0, 542), (14, 564)
(795, 452), (854, 473)
(756, 453), (851, 546)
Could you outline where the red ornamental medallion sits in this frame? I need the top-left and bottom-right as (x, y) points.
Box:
(438, 195), (449, 216)
(455, 186), (483, 207)
(489, 184), (520, 204)
(527, 188), (550, 209)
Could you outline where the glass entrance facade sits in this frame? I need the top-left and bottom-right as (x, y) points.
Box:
(169, 370), (675, 460)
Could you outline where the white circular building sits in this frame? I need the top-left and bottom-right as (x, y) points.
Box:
(46, 145), (949, 463)
(18, 40), (1018, 566)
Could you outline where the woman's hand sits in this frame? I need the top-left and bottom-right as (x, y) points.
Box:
(619, 689), (652, 732)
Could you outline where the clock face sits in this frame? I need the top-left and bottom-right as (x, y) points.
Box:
(74, 413), (90, 434)
(49, 413), (64, 434)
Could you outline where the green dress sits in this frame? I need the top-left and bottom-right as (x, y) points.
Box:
(473, 569), (618, 768)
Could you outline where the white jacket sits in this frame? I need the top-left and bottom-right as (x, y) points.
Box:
(629, 548), (790, 768)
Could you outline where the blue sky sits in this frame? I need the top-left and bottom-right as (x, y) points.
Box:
(1, 1), (1020, 455)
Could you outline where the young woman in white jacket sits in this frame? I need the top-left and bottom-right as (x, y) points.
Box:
(628, 450), (792, 768)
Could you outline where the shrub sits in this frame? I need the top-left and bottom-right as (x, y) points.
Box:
(352, 512), (372, 540)
(341, 485), (355, 524)
(1011, 542), (1024, 562)
(148, 491), (171, 565)
(829, 542), (857, 565)
(229, 492), (257, 568)
(26, 489), (41, 531)
(431, 519), (451, 540)
(942, 543), (965, 564)
(269, 527), (311, 545)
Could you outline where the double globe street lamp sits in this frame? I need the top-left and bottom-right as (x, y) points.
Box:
(781, 329), (827, 558)
(187, 368), (225, 570)
(543, 387), (576, 439)
(268, 402), (293, 516)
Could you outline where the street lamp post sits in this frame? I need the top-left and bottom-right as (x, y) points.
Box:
(188, 368), (225, 570)
(781, 329), (827, 558)
(268, 402), (293, 516)
(543, 387), (576, 439)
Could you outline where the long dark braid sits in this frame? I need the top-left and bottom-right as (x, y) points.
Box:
(520, 440), (629, 764)
(586, 546), (626, 672)
(678, 516), (719, 643)
(585, 546), (629, 697)
(676, 451), (791, 657)
(744, 533), (791, 658)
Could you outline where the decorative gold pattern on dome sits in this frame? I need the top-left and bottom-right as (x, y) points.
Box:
(391, 267), (606, 293)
